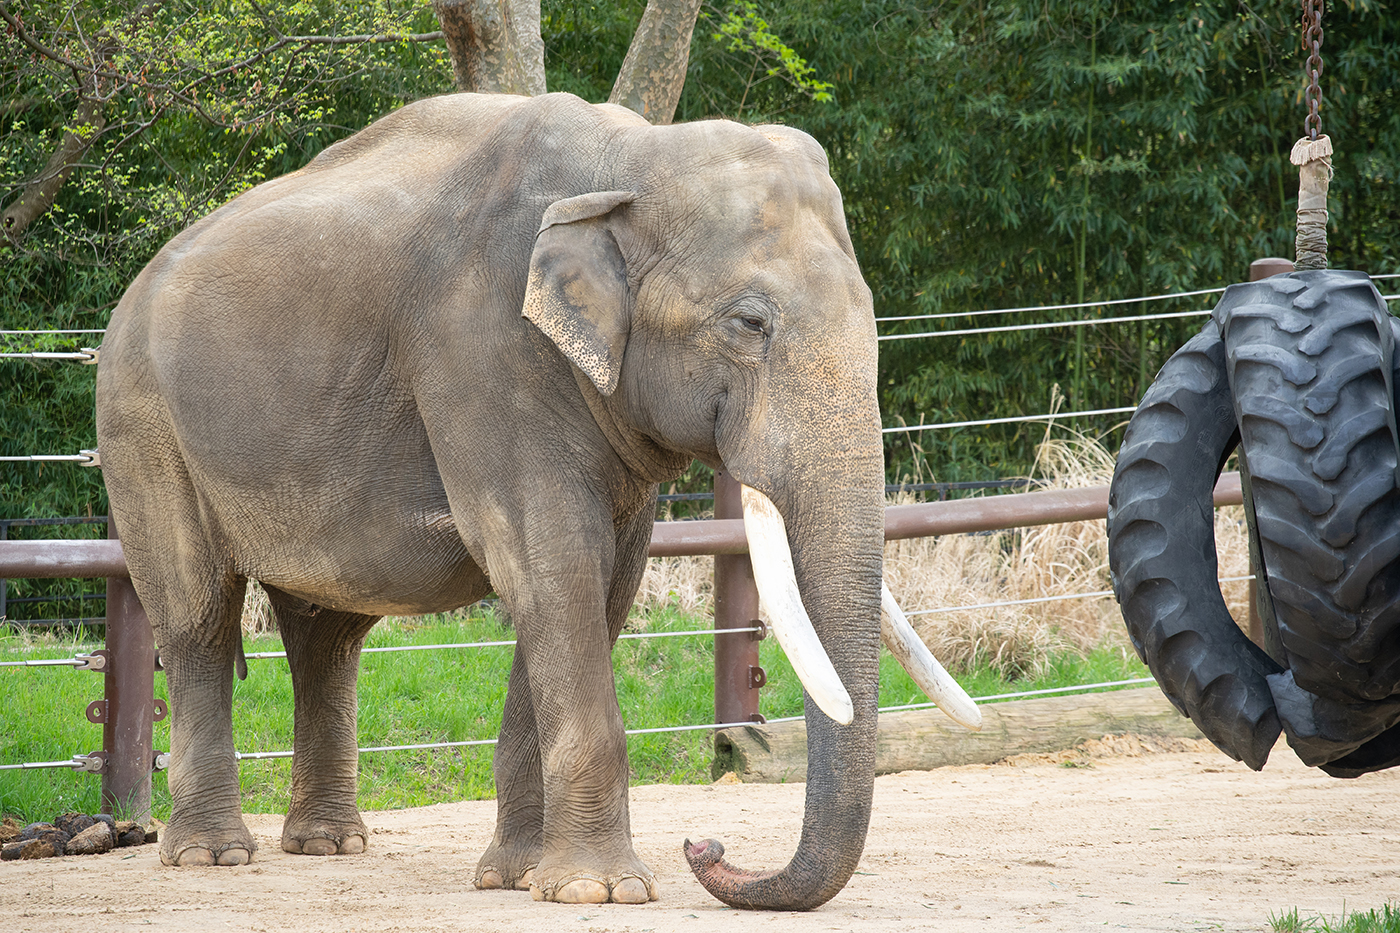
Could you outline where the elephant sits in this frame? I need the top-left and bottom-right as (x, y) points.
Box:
(95, 92), (973, 910)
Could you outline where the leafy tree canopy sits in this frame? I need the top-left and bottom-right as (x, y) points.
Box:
(3, 0), (1398, 523)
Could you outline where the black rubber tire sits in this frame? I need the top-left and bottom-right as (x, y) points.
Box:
(1305, 313), (1400, 776)
(1214, 271), (1400, 704)
(1109, 321), (1283, 771)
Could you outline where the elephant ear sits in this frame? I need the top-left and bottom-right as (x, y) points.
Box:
(522, 190), (636, 396)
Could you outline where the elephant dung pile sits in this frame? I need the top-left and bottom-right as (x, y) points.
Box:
(0, 813), (156, 860)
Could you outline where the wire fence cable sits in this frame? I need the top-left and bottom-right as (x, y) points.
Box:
(874, 273), (1396, 325)
(883, 406), (1138, 434)
(877, 308), (1211, 342)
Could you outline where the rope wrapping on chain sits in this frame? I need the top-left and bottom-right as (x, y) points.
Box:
(1292, 135), (1333, 271)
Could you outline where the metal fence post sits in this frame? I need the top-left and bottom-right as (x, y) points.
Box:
(102, 518), (155, 822)
(712, 471), (764, 724)
(0, 521), (7, 624)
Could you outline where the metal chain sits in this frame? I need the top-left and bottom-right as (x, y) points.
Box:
(1302, 0), (1324, 140)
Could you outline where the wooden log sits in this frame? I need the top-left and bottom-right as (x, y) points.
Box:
(712, 686), (1205, 782)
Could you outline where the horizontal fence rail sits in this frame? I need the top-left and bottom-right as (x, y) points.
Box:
(0, 474), (1247, 575)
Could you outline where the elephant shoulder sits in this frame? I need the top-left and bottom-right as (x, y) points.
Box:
(303, 93), (532, 174)
(749, 123), (830, 173)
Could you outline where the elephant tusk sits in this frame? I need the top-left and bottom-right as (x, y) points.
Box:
(880, 584), (982, 731)
(740, 485), (855, 725)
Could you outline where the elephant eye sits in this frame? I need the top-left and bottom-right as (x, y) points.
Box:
(740, 315), (766, 334)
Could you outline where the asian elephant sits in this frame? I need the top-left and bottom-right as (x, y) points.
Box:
(95, 91), (961, 911)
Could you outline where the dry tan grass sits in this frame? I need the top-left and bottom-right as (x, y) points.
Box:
(240, 580), (274, 636)
(635, 554), (715, 618)
(888, 429), (1252, 679)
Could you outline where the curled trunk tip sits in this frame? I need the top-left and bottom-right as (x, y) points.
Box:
(683, 838), (792, 909)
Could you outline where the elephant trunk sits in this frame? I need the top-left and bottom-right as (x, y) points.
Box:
(686, 448), (884, 910)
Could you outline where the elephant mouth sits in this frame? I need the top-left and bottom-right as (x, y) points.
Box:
(739, 484), (980, 731)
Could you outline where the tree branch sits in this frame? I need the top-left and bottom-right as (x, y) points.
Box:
(0, 1), (448, 241)
(432, 0), (545, 95)
(280, 31), (446, 45)
(2, 93), (107, 241)
(609, 0), (704, 124)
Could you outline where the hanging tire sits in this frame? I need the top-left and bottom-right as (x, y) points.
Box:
(1214, 270), (1400, 769)
(1108, 321), (1283, 771)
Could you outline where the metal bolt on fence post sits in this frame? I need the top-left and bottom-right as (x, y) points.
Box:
(712, 471), (764, 725)
(102, 518), (156, 823)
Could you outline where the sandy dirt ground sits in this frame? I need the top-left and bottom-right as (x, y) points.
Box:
(3, 734), (1397, 932)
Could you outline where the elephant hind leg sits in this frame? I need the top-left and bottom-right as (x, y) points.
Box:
(268, 589), (379, 856)
(101, 426), (256, 866)
(155, 570), (257, 867)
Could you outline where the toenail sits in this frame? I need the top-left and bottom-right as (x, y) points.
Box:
(555, 879), (610, 904)
(612, 878), (651, 904)
(216, 848), (251, 866)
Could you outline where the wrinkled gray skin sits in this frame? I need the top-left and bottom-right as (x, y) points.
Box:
(96, 92), (883, 909)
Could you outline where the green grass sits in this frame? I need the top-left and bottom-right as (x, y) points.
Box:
(1, 606), (1150, 822)
(1271, 904), (1400, 933)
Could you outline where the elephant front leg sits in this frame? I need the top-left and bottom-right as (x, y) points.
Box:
(479, 621), (655, 904)
(479, 505), (656, 898)
(528, 507), (658, 904)
(476, 648), (544, 891)
(530, 678), (656, 905)
(275, 602), (379, 856)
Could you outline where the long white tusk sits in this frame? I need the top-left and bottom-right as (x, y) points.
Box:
(740, 485), (854, 725)
(881, 583), (982, 731)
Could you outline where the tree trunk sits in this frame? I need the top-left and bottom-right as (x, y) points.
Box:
(608, 0), (704, 125)
(2, 93), (106, 242)
(432, 0), (546, 96)
(713, 687), (1206, 781)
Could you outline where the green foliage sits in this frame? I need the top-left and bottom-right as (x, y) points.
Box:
(1, 0), (454, 521)
(5, 0), (1400, 519)
(1271, 903), (1400, 933)
(693, 0), (1399, 482)
(540, 0), (643, 101)
(709, 1), (833, 115)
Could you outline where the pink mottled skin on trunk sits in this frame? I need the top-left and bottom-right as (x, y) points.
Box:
(684, 839), (784, 905)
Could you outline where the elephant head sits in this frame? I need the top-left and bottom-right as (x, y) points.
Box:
(520, 120), (890, 909)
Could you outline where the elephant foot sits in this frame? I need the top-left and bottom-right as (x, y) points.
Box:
(160, 821), (258, 867)
(478, 867), (534, 891)
(280, 809), (368, 856)
(528, 856), (657, 904)
(474, 838), (540, 891)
